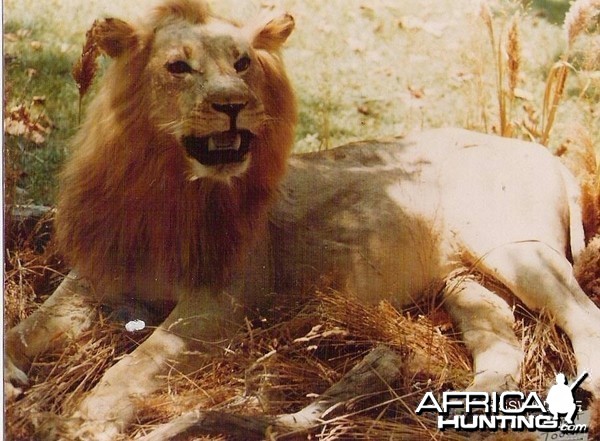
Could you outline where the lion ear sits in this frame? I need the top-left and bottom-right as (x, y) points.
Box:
(92, 18), (139, 58)
(251, 12), (295, 51)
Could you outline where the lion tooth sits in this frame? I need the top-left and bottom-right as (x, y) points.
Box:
(232, 133), (241, 150)
(208, 133), (242, 151)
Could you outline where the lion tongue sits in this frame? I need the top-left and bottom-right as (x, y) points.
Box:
(208, 132), (241, 151)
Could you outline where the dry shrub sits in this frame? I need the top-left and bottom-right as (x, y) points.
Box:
(4, 247), (59, 329)
(4, 99), (53, 145)
(71, 20), (101, 121)
(506, 13), (521, 114)
(4, 209), (63, 329)
(480, 0), (599, 145)
(556, 125), (600, 241)
(575, 235), (600, 305)
(564, 0), (600, 51)
(540, 60), (569, 146)
(517, 308), (577, 391)
(479, 3), (524, 139)
(539, 0), (600, 146)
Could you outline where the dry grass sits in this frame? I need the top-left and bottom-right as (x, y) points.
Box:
(6, 209), (600, 438)
(4, 0), (600, 439)
(564, 0), (600, 50)
(481, 0), (599, 145)
(71, 20), (101, 122)
(6, 252), (600, 439)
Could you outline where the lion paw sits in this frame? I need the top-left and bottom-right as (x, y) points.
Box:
(37, 413), (121, 441)
(4, 356), (28, 400)
(71, 420), (121, 441)
(468, 370), (519, 393)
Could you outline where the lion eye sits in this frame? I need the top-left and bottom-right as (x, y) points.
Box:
(234, 55), (251, 73)
(166, 60), (193, 75)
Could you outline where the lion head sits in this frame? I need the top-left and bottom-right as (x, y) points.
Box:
(56, 0), (297, 293)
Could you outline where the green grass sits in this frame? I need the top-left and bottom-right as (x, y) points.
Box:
(4, 18), (81, 204)
(528, 0), (571, 23)
(4, 0), (599, 206)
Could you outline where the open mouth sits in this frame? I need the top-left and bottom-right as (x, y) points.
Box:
(182, 130), (253, 165)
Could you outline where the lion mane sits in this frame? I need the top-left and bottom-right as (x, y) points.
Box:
(55, 0), (297, 291)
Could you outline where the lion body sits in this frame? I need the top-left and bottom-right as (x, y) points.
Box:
(6, 1), (600, 439)
(267, 129), (580, 304)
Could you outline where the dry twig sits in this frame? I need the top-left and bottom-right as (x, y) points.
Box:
(72, 20), (101, 122)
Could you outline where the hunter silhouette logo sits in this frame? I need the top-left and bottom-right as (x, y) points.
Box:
(545, 372), (587, 425)
(415, 371), (590, 435)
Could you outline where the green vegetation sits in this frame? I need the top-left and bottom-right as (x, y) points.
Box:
(528, 0), (571, 23)
(4, 0), (599, 206)
(4, 20), (80, 204)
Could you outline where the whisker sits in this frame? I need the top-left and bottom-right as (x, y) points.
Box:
(157, 118), (185, 135)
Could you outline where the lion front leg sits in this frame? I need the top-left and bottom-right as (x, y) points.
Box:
(5, 271), (96, 399)
(49, 287), (241, 441)
(443, 274), (523, 392)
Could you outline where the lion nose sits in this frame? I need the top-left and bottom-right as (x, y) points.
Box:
(211, 102), (247, 121)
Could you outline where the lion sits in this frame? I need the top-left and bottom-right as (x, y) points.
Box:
(5, 0), (600, 439)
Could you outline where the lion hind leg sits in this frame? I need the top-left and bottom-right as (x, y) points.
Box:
(444, 273), (523, 392)
(5, 270), (96, 396)
(478, 242), (600, 397)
